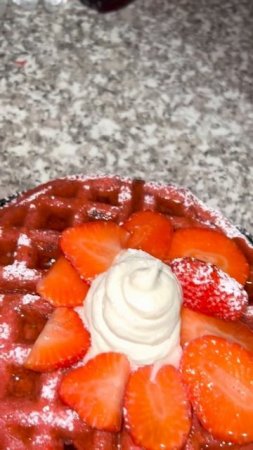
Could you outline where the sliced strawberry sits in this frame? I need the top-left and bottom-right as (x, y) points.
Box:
(242, 305), (253, 328)
(61, 222), (129, 279)
(168, 228), (249, 285)
(185, 415), (253, 450)
(181, 307), (253, 353)
(25, 308), (90, 372)
(59, 352), (130, 432)
(181, 336), (253, 444)
(171, 258), (248, 321)
(123, 210), (173, 260)
(37, 256), (89, 307)
(124, 365), (191, 450)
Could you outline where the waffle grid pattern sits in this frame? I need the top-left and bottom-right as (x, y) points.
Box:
(0, 176), (252, 450)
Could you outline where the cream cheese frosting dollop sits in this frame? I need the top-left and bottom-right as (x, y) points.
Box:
(77, 249), (183, 368)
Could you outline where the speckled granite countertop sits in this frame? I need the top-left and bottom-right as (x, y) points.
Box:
(0, 0), (253, 232)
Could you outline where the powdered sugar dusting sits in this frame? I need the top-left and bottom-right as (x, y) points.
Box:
(20, 406), (79, 432)
(118, 185), (132, 203)
(21, 294), (40, 305)
(198, 202), (243, 239)
(17, 233), (31, 247)
(32, 434), (53, 446)
(218, 275), (247, 313)
(87, 206), (115, 221)
(3, 176), (251, 247)
(145, 181), (251, 243)
(18, 187), (50, 206)
(3, 261), (38, 281)
(20, 410), (40, 427)
(171, 258), (248, 320)
(192, 264), (214, 286)
(9, 345), (30, 364)
(0, 323), (11, 340)
(41, 373), (61, 401)
(67, 173), (130, 183)
(144, 193), (155, 206)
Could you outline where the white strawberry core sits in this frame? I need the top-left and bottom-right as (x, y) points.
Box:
(76, 249), (183, 369)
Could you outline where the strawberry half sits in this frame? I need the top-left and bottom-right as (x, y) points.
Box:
(37, 256), (89, 307)
(123, 210), (173, 260)
(59, 352), (130, 432)
(181, 336), (253, 444)
(171, 258), (248, 321)
(61, 222), (129, 279)
(181, 307), (253, 354)
(184, 414), (247, 450)
(124, 365), (191, 450)
(25, 307), (90, 372)
(168, 228), (249, 285)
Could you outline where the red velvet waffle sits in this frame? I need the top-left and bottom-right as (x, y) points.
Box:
(0, 175), (253, 450)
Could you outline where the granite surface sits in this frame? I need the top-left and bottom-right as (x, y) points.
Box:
(0, 0), (253, 232)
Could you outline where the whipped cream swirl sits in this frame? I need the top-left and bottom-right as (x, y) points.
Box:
(78, 249), (183, 368)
